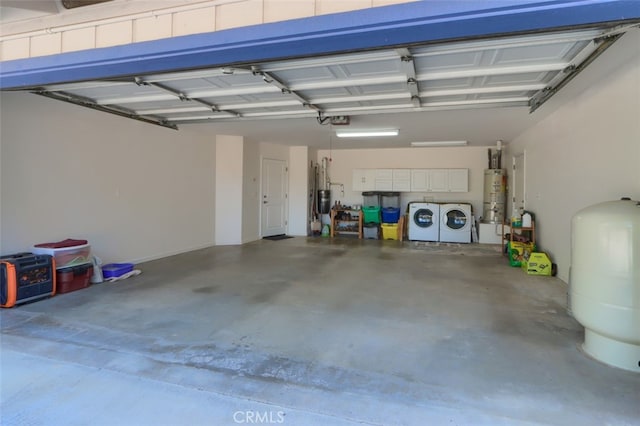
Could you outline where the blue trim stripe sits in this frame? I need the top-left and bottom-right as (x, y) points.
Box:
(1, 0), (639, 89)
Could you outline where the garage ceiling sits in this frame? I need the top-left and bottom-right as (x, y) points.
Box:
(34, 25), (629, 134)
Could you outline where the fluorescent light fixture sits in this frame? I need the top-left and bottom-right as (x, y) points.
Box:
(411, 140), (468, 147)
(336, 129), (399, 138)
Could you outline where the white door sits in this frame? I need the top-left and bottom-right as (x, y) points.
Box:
(512, 153), (526, 217)
(261, 158), (287, 237)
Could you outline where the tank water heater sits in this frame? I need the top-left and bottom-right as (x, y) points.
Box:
(482, 169), (507, 224)
(570, 198), (640, 372)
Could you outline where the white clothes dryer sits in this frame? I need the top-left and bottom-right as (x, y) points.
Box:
(440, 203), (472, 243)
(408, 202), (440, 241)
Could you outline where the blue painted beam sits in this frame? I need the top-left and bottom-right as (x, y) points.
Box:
(1, 0), (639, 89)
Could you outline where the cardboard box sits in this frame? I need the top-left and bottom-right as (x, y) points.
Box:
(522, 252), (552, 276)
(508, 241), (535, 267)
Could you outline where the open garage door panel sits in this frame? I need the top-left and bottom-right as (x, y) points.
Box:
(2, 1), (639, 129)
(27, 24), (636, 129)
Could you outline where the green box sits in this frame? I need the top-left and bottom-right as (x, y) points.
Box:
(521, 252), (552, 276)
(362, 206), (381, 223)
(508, 241), (535, 267)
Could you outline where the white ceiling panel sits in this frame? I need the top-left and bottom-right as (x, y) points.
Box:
(496, 42), (578, 63)
(52, 83), (162, 101)
(485, 72), (552, 85)
(128, 100), (192, 111)
(31, 25), (634, 131)
(413, 51), (482, 70)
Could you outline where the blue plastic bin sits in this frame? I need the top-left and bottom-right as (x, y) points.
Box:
(102, 263), (134, 279)
(382, 207), (400, 223)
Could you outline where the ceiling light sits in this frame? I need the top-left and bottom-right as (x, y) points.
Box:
(336, 129), (399, 138)
(411, 141), (468, 147)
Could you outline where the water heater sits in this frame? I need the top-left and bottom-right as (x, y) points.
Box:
(570, 198), (640, 372)
(482, 169), (507, 224)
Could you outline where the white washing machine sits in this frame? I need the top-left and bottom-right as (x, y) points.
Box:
(440, 203), (472, 243)
(408, 202), (440, 241)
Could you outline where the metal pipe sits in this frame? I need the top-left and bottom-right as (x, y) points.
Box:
(321, 157), (330, 190)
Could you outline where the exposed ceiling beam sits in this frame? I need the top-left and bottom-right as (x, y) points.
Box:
(419, 83), (546, 98)
(410, 30), (601, 58)
(42, 81), (131, 91)
(166, 108), (316, 122)
(34, 90), (177, 130)
(164, 97), (533, 124)
(529, 33), (623, 112)
(252, 67), (321, 114)
(95, 93), (174, 105)
(135, 99), (302, 115)
(144, 67), (254, 83)
(396, 48), (420, 108)
(289, 75), (406, 91)
(415, 63), (567, 82)
(139, 79), (242, 117)
(259, 50), (398, 72)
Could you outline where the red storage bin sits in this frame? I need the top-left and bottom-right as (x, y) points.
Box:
(56, 263), (93, 294)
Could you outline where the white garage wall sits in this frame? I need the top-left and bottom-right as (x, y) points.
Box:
(288, 146), (309, 236)
(508, 29), (640, 283)
(316, 147), (489, 218)
(242, 139), (260, 243)
(215, 135), (244, 245)
(0, 92), (216, 263)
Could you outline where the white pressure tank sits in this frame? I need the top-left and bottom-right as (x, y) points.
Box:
(570, 198), (640, 372)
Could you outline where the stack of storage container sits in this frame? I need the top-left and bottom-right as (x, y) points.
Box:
(32, 239), (93, 294)
(361, 192), (381, 239)
(381, 192), (401, 240)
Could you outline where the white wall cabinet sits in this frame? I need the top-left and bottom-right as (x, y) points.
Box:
(352, 168), (396, 191)
(448, 168), (469, 192)
(410, 169), (429, 192)
(412, 168), (468, 192)
(355, 168), (468, 192)
(352, 169), (375, 191)
(374, 169), (393, 191)
(392, 169), (411, 191)
(428, 169), (449, 192)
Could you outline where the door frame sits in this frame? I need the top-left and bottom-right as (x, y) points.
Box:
(259, 156), (289, 237)
(512, 151), (526, 218)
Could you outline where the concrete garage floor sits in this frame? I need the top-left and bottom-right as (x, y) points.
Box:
(1, 238), (639, 425)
